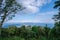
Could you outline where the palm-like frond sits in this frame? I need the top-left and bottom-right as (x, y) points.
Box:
(54, 0), (60, 8)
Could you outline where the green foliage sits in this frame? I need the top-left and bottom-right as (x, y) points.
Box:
(6, 26), (17, 36)
(53, 0), (60, 27)
(54, 0), (60, 8)
(0, 0), (24, 28)
(32, 26), (39, 33)
(0, 36), (25, 40)
(1, 25), (60, 40)
(52, 0), (60, 39)
(0, 0), (60, 40)
(0, 0), (24, 36)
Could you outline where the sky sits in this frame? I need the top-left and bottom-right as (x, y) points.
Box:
(6, 0), (58, 23)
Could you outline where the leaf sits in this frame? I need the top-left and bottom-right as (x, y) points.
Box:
(54, 0), (60, 8)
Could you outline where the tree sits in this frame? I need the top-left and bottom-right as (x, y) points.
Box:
(0, 0), (24, 36)
(43, 27), (50, 40)
(19, 25), (26, 38)
(52, 0), (60, 40)
(54, 0), (60, 8)
(6, 26), (17, 37)
(53, 0), (60, 32)
(53, 0), (60, 27)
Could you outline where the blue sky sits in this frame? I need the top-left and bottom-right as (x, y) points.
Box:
(6, 0), (58, 23)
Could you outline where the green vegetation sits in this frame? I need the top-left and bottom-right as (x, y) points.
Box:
(0, 0), (24, 36)
(0, 0), (60, 40)
(0, 25), (60, 40)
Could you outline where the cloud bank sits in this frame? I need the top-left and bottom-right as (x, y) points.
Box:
(17, 0), (52, 13)
(6, 11), (57, 23)
(5, 0), (57, 23)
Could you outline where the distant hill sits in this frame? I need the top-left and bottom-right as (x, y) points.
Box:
(2, 22), (54, 28)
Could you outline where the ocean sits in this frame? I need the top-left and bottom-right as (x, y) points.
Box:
(2, 23), (54, 28)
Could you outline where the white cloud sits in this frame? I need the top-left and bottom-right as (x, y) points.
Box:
(6, 11), (57, 23)
(37, 11), (58, 16)
(17, 0), (52, 14)
(34, 11), (58, 23)
(6, 19), (40, 23)
(6, 18), (54, 23)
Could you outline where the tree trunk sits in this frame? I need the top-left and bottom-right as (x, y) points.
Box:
(0, 20), (4, 37)
(0, 13), (7, 37)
